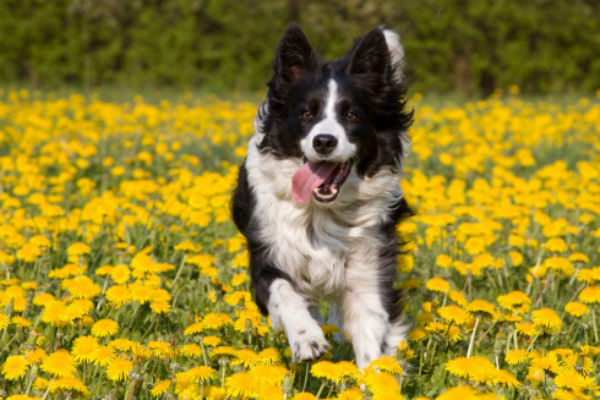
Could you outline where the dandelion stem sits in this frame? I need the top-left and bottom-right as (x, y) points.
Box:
(526, 251), (543, 297)
(467, 316), (479, 358)
(592, 308), (599, 343)
(314, 381), (327, 400)
(302, 363), (309, 392)
(171, 255), (187, 286)
(526, 331), (541, 352)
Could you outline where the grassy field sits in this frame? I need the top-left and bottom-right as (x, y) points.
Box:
(0, 88), (599, 399)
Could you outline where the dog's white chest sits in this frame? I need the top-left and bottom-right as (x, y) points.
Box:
(245, 138), (350, 298)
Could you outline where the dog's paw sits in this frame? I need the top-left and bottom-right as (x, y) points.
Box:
(289, 327), (330, 362)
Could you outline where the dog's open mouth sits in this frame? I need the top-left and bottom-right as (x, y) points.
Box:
(292, 159), (352, 203)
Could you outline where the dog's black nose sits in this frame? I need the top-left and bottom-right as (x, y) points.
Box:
(313, 134), (337, 155)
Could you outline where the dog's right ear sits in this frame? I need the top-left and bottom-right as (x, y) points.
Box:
(273, 24), (319, 85)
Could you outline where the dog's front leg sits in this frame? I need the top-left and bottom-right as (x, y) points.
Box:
(343, 257), (391, 369)
(267, 278), (330, 362)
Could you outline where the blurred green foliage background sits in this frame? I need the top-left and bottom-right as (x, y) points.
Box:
(1, 0), (599, 96)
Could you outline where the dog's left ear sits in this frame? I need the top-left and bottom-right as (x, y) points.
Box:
(348, 28), (391, 78)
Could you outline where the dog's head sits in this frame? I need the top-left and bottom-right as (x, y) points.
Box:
(256, 25), (412, 204)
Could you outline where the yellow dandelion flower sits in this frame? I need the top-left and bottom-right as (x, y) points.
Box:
(178, 343), (203, 358)
(580, 345), (600, 356)
(71, 335), (99, 363)
(436, 254), (452, 268)
(446, 356), (496, 382)
(467, 299), (496, 318)
(105, 284), (131, 307)
(91, 318), (119, 337)
(109, 338), (136, 352)
(176, 366), (216, 384)
(61, 275), (101, 299)
(362, 369), (401, 397)
(11, 316), (32, 328)
(369, 355), (403, 375)
(497, 290), (531, 312)
(174, 239), (199, 252)
(0, 312), (9, 330)
(579, 286), (600, 304)
(92, 345), (115, 366)
(210, 346), (237, 359)
(569, 252), (589, 263)
(336, 387), (363, 400)
(426, 277), (450, 293)
(2, 355), (30, 380)
(544, 256), (574, 275)
(202, 335), (221, 347)
(95, 265), (114, 276)
(41, 299), (70, 326)
(129, 282), (154, 304)
(505, 349), (528, 365)
(184, 321), (204, 335)
(231, 349), (261, 368)
(65, 299), (93, 320)
(532, 308), (562, 333)
(409, 328), (426, 341)
(311, 361), (342, 382)
(225, 371), (257, 398)
(543, 238), (567, 252)
(33, 292), (55, 306)
(131, 343), (153, 359)
(105, 357), (132, 381)
(41, 350), (76, 377)
(48, 376), (89, 397)
(202, 312), (234, 329)
(564, 301), (590, 317)
(448, 290), (467, 307)
(258, 348), (281, 364)
(554, 368), (595, 391)
(509, 251), (523, 266)
(435, 385), (481, 400)
(231, 273), (248, 286)
(67, 242), (91, 257)
(34, 376), (50, 390)
(446, 325), (462, 342)
(48, 264), (86, 279)
(150, 379), (171, 397)
(25, 348), (47, 364)
(464, 236), (486, 255)
(109, 264), (131, 284)
(249, 364), (290, 386)
(148, 340), (174, 358)
(293, 392), (316, 400)
(438, 305), (470, 325)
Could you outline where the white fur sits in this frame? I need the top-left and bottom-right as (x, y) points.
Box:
(300, 79), (357, 163)
(382, 28), (405, 85)
(245, 126), (408, 366)
(267, 279), (330, 361)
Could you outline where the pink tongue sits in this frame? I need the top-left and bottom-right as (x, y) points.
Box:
(292, 161), (338, 203)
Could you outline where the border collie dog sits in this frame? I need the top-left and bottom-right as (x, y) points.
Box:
(232, 25), (413, 368)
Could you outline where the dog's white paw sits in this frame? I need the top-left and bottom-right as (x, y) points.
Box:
(289, 325), (330, 362)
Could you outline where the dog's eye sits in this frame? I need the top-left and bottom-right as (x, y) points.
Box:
(346, 112), (359, 121)
(300, 111), (312, 120)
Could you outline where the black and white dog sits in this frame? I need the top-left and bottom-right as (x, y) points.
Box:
(232, 25), (413, 368)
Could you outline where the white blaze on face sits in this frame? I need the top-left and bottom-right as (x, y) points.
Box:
(300, 79), (356, 163)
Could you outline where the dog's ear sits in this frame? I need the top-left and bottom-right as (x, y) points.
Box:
(273, 24), (319, 85)
(347, 28), (391, 78)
